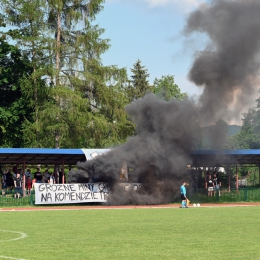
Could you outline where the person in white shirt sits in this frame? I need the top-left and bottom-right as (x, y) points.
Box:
(48, 173), (56, 184)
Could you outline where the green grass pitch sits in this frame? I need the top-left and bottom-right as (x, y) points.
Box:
(1, 206), (260, 260)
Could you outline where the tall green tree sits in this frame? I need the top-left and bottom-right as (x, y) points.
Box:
(127, 59), (153, 102)
(1, 0), (132, 148)
(1, 0), (54, 146)
(42, 0), (132, 148)
(228, 91), (260, 149)
(0, 39), (33, 147)
(251, 94), (260, 147)
(235, 109), (260, 149)
(153, 75), (188, 101)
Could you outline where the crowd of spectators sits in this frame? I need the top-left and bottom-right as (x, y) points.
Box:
(0, 166), (65, 197)
(205, 168), (221, 197)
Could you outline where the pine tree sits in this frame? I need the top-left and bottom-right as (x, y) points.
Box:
(0, 0), (133, 148)
(127, 59), (153, 102)
(43, 0), (133, 148)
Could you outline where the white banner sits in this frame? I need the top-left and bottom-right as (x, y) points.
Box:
(34, 183), (109, 204)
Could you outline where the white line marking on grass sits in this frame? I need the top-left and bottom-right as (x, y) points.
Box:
(0, 256), (29, 260)
(0, 230), (27, 242)
(0, 231), (29, 260)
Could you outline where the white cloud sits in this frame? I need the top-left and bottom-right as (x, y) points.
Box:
(145, 0), (203, 8)
(146, 0), (207, 13)
(106, 0), (206, 12)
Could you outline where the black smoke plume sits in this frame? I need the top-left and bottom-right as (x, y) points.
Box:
(185, 0), (260, 124)
(69, 95), (200, 205)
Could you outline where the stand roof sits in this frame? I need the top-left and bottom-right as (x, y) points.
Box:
(0, 148), (260, 166)
(0, 148), (109, 165)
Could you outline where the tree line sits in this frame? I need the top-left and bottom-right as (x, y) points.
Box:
(0, 0), (187, 148)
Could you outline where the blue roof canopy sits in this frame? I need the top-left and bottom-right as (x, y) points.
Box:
(0, 148), (112, 165)
(191, 149), (260, 166)
(0, 148), (260, 166)
(0, 148), (86, 165)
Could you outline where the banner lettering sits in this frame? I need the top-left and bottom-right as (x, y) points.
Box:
(34, 182), (141, 205)
(34, 183), (109, 204)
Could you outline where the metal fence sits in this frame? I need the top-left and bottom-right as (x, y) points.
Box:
(187, 187), (260, 203)
(1, 187), (260, 207)
(0, 190), (35, 207)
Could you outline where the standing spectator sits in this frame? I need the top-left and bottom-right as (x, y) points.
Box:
(1, 170), (7, 195)
(34, 167), (43, 183)
(17, 168), (22, 175)
(25, 169), (33, 195)
(180, 181), (188, 208)
(48, 172), (56, 184)
(43, 170), (50, 183)
(32, 178), (37, 189)
(59, 169), (63, 184)
(6, 168), (14, 191)
(17, 168), (23, 185)
(12, 166), (17, 178)
(213, 173), (221, 196)
(206, 175), (214, 197)
(13, 172), (22, 198)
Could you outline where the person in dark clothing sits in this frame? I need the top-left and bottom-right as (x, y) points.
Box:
(14, 172), (22, 198)
(206, 175), (214, 197)
(1, 170), (7, 195)
(59, 170), (64, 184)
(34, 168), (43, 183)
(6, 169), (14, 191)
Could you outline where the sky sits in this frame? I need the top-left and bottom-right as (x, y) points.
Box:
(97, 0), (208, 97)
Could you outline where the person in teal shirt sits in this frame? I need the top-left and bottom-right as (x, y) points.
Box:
(180, 182), (188, 208)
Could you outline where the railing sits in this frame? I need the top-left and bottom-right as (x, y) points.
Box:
(0, 190), (35, 207)
(1, 187), (260, 207)
(187, 187), (260, 203)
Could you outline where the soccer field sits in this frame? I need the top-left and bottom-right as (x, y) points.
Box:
(1, 206), (260, 260)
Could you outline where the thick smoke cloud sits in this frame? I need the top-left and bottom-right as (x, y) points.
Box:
(185, 0), (260, 124)
(69, 95), (200, 205)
